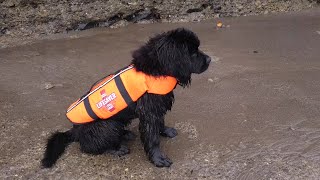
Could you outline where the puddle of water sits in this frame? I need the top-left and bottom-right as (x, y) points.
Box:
(0, 8), (320, 179)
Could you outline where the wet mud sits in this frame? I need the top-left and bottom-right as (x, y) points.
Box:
(0, 8), (320, 179)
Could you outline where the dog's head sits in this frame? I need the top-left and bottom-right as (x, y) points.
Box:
(132, 28), (211, 87)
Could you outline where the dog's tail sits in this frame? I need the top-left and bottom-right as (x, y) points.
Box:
(41, 130), (74, 168)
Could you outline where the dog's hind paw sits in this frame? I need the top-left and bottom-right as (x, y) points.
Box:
(107, 145), (130, 157)
(150, 149), (172, 167)
(123, 130), (137, 141)
(160, 127), (178, 138)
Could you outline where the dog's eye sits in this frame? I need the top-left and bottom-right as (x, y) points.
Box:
(191, 53), (197, 57)
(189, 47), (198, 55)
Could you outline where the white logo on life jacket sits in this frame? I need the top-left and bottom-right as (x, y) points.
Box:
(96, 90), (117, 112)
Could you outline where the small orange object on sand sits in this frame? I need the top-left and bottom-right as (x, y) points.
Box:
(217, 22), (223, 28)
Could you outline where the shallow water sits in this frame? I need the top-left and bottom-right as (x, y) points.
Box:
(0, 8), (320, 179)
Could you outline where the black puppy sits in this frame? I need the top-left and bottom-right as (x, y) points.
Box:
(41, 28), (211, 168)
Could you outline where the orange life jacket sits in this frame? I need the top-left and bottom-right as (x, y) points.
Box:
(66, 65), (177, 124)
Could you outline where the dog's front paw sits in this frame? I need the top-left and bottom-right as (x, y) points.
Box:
(160, 127), (178, 138)
(149, 149), (172, 167)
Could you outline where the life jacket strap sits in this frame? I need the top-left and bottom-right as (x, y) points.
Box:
(114, 75), (133, 106)
(83, 97), (99, 120)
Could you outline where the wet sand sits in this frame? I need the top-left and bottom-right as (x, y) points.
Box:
(0, 8), (320, 179)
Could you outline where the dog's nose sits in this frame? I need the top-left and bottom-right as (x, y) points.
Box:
(206, 56), (211, 64)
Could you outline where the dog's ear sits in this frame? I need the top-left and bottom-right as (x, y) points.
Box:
(132, 28), (199, 87)
(132, 36), (164, 76)
(155, 28), (195, 87)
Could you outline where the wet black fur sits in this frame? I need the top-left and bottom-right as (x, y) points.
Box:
(41, 28), (211, 168)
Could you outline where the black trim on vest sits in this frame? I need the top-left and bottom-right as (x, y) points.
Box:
(84, 97), (99, 120)
(114, 76), (133, 105)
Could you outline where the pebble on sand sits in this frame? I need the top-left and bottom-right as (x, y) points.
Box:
(44, 82), (54, 90)
(217, 22), (223, 28)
